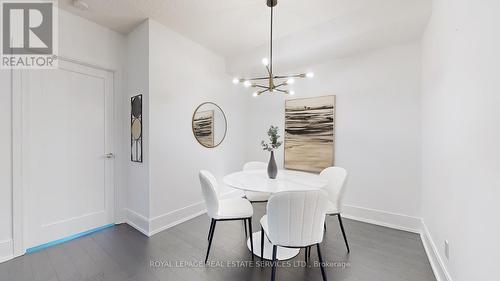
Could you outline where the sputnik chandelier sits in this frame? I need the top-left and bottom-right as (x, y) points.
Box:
(232, 0), (314, 97)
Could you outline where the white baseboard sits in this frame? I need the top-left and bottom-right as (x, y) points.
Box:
(149, 190), (242, 236)
(149, 202), (206, 236)
(125, 209), (150, 236)
(420, 220), (452, 281)
(342, 204), (421, 233)
(0, 240), (13, 264)
(127, 190), (241, 237)
(340, 205), (451, 281)
(149, 209), (206, 236)
(145, 196), (420, 237)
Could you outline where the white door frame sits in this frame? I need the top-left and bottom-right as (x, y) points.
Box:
(11, 57), (119, 257)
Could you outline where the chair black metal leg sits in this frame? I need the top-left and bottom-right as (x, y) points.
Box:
(210, 219), (216, 241)
(248, 218), (254, 261)
(244, 219), (248, 238)
(305, 247), (309, 263)
(337, 214), (350, 253)
(271, 245), (277, 281)
(316, 243), (328, 281)
(324, 220), (327, 231)
(308, 246), (312, 260)
(260, 227), (265, 261)
(208, 219), (215, 240)
(205, 219), (217, 263)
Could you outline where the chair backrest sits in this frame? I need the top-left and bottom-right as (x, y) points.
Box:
(199, 170), (219, 219)
(266, 190), (328, 247)
(319, 167), (348, 211)
(243, 161), (267, 171)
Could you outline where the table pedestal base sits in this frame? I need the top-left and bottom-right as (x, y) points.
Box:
(246, 231), (300, 260)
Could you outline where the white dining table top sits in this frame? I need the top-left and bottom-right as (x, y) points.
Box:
(223, 169), (328, 193)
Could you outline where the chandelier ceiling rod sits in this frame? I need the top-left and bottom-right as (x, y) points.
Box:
(269, 1), (273, 77)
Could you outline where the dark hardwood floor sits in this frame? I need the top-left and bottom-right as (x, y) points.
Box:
(0, 204), (436, 281)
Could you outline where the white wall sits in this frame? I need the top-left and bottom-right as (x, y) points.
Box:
(59, 10), (124, 71)
(243, 43), (422, 228)
(148, 19), (249, 235)
(124, 20), (151, 233)
(421, 1), (500, 280)
(0, 69), (12, 262)
(0, 9), (126, 261)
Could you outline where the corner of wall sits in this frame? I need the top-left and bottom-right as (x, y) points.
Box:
(124, 189), (241, 237)
(420, 220), (453, 281)
(125, 209), (150, 236)
(148, 189), (241, 236)
(124, 18), (152, 225)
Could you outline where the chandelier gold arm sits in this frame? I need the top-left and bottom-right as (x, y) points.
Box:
(273, 82), (287, 88)
(252, 84), (269, 89)
(244, 77), (270, 81)
(257, 88), (270, 96)
(274, 89), (289, 94)
(273, 73), (307, 79)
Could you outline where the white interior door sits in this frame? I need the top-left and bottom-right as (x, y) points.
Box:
(22, 60), (114, 249)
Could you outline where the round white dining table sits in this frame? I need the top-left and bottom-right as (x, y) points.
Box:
(223, 169), (328, 260)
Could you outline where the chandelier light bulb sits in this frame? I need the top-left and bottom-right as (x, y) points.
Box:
(289, 90), (296, 96)
(244, 80), (252, 87)
(287, 78), (295, 84)
(306, 72), (315, 78)
(262, 58), (269, 66)
(232, 78), (240, 84)
(253, 92), (258, 97)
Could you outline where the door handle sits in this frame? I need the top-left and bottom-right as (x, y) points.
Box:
(104, 153), (114, 159)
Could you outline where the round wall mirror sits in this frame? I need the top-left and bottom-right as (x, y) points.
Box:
(192, 102), (227, 148)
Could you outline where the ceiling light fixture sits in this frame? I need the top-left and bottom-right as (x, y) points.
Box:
(232, 0), (313, 96)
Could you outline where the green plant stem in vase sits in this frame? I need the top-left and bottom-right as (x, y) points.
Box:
(261, 125), (282, 179)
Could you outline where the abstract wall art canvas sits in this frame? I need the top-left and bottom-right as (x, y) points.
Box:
(284, 95), (335, 173)
(131, 94), (143, 163)
(193, 110), (214, 147)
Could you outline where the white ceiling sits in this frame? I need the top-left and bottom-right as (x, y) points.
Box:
(59, 0), (431, 70)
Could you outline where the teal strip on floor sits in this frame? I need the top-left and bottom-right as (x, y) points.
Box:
(26, 224), (114, 254)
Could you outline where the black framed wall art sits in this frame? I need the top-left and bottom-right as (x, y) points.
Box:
(131, 94), (143, 162)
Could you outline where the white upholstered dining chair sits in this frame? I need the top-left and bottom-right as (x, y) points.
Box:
(242, 161), (272, 202)
(319, 166), (350, 252)
(260, 190), (329, 281)
(199, 170), (254, 263)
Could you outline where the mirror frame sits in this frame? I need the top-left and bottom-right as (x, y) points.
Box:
(192, 102), (228, 148)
